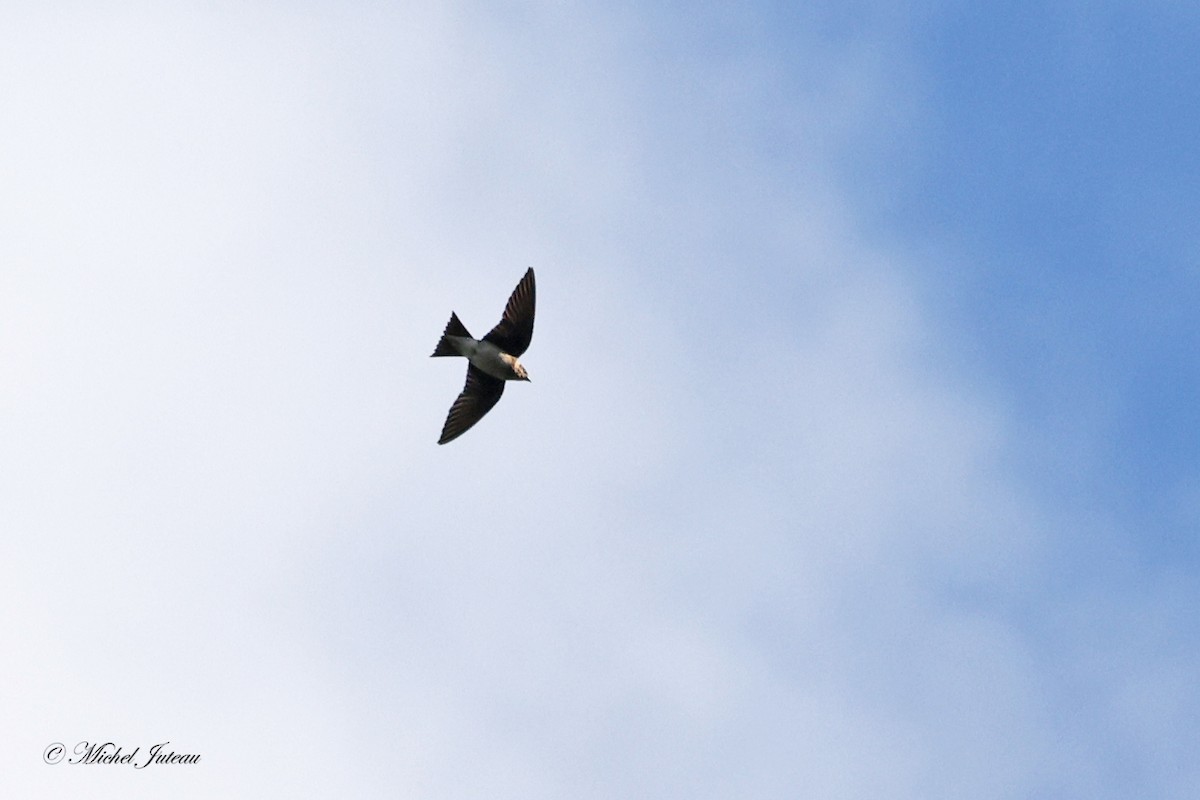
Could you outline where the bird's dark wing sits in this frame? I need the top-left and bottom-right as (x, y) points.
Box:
(482, 267), (535, 356)
(438, 364), (506, 444)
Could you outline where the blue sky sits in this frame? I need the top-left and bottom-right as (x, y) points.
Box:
(3, 2), (1198, 797)
(907, 2), (1200, 519)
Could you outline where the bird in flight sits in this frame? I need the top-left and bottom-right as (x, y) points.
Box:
(431, 268), (535, 444)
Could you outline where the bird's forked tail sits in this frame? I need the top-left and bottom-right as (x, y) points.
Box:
(431, 312), (472, 357)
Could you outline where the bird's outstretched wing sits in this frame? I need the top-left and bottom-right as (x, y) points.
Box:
(438, 364), (506, 444)
(482, 267), (535, 356)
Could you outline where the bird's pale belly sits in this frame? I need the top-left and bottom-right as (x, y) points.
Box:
(455, 338), (519, 380)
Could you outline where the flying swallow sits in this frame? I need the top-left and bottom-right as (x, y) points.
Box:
(431, 268), (535, 444)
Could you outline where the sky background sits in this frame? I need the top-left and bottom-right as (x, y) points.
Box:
(3, 1), (1198, 797)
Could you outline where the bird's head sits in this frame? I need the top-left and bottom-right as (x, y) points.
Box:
(514, 363), (531, 382)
